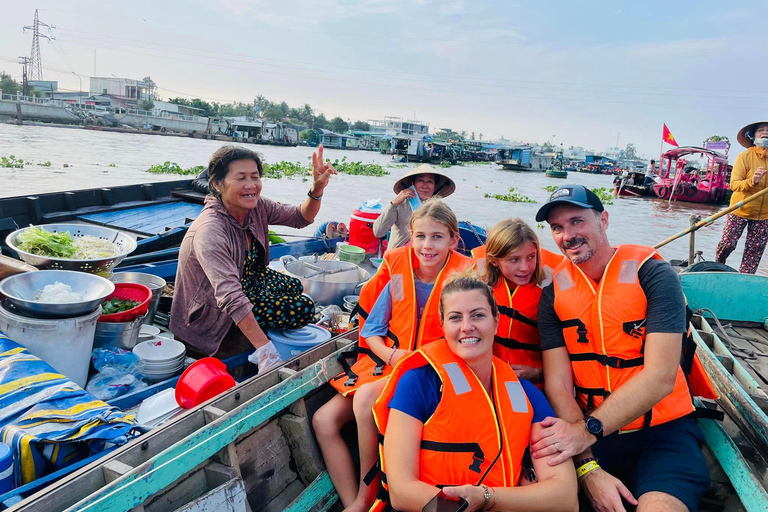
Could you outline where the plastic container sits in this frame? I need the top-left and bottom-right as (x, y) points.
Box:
(110, 273), (167, 325)
(93, 315), (145, 350)
(0, 301), (100, 388)
(99, 283), (152, 323)
(349, 208), (382, 253)
(0, 444), (13, 494)
(268, 324), (332, 360)
(175, 358), (236, 409)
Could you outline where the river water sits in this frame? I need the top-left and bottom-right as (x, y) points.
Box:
(1, 123), (764, 275)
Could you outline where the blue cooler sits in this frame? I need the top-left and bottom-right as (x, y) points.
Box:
(268, 325), (332, 360)
(0, 444), (13, 494)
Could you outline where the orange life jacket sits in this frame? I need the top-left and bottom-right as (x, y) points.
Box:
(471, 246), (565, 372)
(370, 339), (533, 512)
(552, 244), (695, 431)
(330, 246), (473, 396)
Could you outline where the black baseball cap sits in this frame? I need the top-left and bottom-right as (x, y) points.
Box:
(535, 184), (605, 222)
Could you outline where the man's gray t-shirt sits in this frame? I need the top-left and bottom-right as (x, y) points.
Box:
(538, 258), (686, 351)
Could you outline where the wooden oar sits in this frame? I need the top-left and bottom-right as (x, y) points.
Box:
(654, 187), (768, 249)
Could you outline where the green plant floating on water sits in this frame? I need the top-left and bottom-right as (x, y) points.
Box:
(590, 187), (614, 206)
(484, 188), (536, 203)
(440, 161), (451, 168)
(63, 163), (70, 168)
(1, 156), (25, 169)
(542, 185), (559, 192)
(37, 161), (51, 167)
(109, 163), (116, 167)
(147, 162), (204, 175)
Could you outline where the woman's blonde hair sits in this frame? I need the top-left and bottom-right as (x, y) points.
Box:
(439, 269), (498, 320)
(409, 199), (460, 239)
(483, 218), (544, 287)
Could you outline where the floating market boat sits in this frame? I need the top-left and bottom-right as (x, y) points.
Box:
(0, 180), (767, 512)
(545, 169), (568, 179)
(651, 147), (731, 204)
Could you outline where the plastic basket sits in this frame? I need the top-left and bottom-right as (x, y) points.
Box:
(99, 283), (152, 323)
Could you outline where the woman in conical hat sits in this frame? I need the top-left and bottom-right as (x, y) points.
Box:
(715, 122), (768, 274)
(372, 164), (457, 249)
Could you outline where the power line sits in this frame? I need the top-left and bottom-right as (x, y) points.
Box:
(53, 27), (768, 98)
(49, 38), (767, 111)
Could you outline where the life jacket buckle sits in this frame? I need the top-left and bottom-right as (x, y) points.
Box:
(344, 375), (358, 387)
(373, 365), (384, 376)
(468, 454), (483, 473)
(576, 325), (589, 344)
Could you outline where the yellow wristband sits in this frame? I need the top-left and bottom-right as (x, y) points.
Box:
(576, 460), (600, 479)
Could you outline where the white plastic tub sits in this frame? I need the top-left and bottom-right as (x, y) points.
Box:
(0, 303), (100, 388)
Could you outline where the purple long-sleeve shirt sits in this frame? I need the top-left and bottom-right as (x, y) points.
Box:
(170, 195), (310, 356)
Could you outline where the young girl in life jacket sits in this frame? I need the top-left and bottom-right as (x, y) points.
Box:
(372, 271), (577, 512)
(313, 200), (473, 512)
(473, 219), (564, 386)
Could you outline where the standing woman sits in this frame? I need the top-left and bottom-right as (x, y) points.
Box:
(716, 122), (768, 274)
(170, 145), (336, 372)
(372, 164), (456, 249)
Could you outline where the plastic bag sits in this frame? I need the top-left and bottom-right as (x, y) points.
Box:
(86, 348), (147, 401)
(359, 198), (383, 212)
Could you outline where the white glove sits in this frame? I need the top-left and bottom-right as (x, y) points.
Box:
(248, 341), (282, 374)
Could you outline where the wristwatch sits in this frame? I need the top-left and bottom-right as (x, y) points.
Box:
(585, 416), (604, 440)
(307, 189), (322, 201)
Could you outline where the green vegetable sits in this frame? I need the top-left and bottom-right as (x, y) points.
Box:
(17, 226), (76, 257)
(101, 298), (140, 315)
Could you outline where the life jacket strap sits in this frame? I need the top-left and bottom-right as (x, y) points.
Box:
(363, 460), (380, 486)
(494, 335), (540, 352)
(574, 384), (610, 410)
(386, 329), (400, 349)
(569, 352), (644, 369)
(498, 305), (538, 327)
(336, 347), (387, 386)
(560, 318), (590, 343)
(420, 440), (485, 474)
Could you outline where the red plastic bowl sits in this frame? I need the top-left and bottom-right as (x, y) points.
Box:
(99, 283), (152, 323)
(175, 358), (236, 409)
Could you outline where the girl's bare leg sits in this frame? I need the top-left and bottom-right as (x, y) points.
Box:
(313, 393), (357, 507)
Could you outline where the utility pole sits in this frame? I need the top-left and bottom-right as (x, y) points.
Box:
(18, 57), (30, 97)
(23, 9), (55, 81)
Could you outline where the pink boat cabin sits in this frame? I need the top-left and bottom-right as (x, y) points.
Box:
(652, 147), (731, 204)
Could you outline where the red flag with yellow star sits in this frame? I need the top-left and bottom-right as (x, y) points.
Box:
(662, 124), (679, 147)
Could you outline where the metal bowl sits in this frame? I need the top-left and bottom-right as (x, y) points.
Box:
(0, 269), (115, 318)
(6, 224), (137, 275)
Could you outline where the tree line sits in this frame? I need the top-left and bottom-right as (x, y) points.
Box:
(168, 94), (371, 133)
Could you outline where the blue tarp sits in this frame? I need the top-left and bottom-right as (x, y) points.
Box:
(0, 335), (136, 486)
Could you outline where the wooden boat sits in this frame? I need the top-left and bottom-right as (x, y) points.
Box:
(1, 177), (766, 511)
(545, 169), (568, 179)
(651, 147), (731, 204)
(0, 271), (761, 511)
(497, 146), (539, 172)
(613, 173), (653, 198)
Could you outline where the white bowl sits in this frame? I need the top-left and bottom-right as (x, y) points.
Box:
(133, 338), (186, 362)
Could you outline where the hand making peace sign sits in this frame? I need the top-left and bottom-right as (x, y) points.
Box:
(311, 145), (338, 194)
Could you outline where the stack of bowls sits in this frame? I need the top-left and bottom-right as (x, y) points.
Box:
(337, 244), (366, 264)
(133, 338), (187, 381)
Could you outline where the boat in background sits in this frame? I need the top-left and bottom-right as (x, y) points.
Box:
(651, 147), (731, 204)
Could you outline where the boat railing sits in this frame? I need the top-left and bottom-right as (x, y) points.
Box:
(10, 333), (357, 512)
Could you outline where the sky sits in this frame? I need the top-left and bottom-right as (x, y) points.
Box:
(1, 1), (766, 160)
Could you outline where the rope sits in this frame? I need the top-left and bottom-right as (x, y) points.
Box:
(695, 308), (768, 361)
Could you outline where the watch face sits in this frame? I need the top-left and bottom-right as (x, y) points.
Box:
(586, 417), (602, 434)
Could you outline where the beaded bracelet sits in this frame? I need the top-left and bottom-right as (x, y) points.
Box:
(480, 484), (491, 511)
(386, 346), (397, 366)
